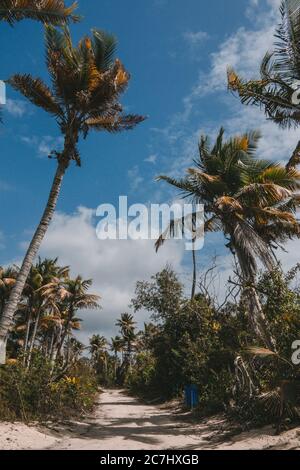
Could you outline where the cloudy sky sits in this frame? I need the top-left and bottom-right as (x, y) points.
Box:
(1, 0), (299, 342)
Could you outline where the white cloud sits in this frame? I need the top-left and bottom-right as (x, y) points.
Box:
(152, 0), (299, 176)
(183, 30), (209, 45)
(36, 207), (184, 343)
(222, 100), (300, 163)
(6, 99), (27, 118)
(127, 165), (144, 191)
(21, 135), (64, 158)
(144, 154), (157, 164)
(184, 1), (280, 108)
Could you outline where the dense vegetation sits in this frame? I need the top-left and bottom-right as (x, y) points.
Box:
(89, 266), (300, 428)
(1, 1), (300, 434)
(0, 259), (99, 420)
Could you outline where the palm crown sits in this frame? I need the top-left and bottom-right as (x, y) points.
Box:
(0, 25), (144, 362)
(0, 0), (78, 25)
(157, 128), (300, 279)
(8, 26), (145, 168)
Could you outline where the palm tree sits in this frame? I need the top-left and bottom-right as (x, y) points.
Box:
(0, 26), (144, 363)
(227, 1), (300, 169)
(110, 335), (123, 380)
(0, 0), (78, 25)
(21, 258), (69, 366)
(89, 334), (108, 378)
(110, 335), (123, 359)
(156, 128), (300, 349)
(42, 275), (100, 362)
(116, 313), (136, 364)
(67, 337), (84, 363)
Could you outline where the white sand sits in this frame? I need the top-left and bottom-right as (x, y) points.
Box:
(0, 389), (299, 450)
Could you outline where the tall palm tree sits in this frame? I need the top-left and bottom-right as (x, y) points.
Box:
(110, 335), (123, 359)
(110, 335), (123, 379)
(156, 129), (300, 349)
(116, 313), (136, 364)
(0, 0), (78, 25)
(0, 26), (144, 363)
(89, 334), (108, 377)
(21, 257), (68, 366)
(42, 275), (100, 361)
(227, 1), (300, 169)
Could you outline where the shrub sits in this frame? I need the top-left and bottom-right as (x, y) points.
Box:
(0, 353), (98, 421)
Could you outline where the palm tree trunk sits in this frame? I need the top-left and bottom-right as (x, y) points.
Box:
(235, 245), (277, 351)
(48, 330), (55, 360)
(191, 237), (197, 300)
(22, 310), (32, 366)
(244, 284), (277, 351)
(65, 333), (71, 366)
(114, 352), (118, 381)
(0, 162), (67, 364)
(26, 309), (41, 368)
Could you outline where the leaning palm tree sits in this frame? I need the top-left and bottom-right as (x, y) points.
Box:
(0, 27), (144, 363)
(0, 0), (78, 25)
(227, 1), (300, 169)
(156, 129), (300, 349)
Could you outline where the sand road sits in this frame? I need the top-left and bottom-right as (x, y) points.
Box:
(0, 389), (299, 450)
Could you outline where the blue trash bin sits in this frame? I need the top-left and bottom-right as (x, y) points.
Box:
(184, 384), (199, 409)
(184, 385), (191, 408)
(190, 384), (199, 409)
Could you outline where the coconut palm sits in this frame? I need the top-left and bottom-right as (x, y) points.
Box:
(116, 313), (136, 363)
(66, 337), (84, 363)
(89, 334), (107, 357)
(42, 275), (100, 361)
(110, 335), (123, 359)
(227, 1), (300, 169)
(0, 0), (78, 25)
(156, 128), (300, 349)
(89, 334), (108, 377)
(21, 258), (69, 366)
(0, 26), (144, 362)
(116, 313), (136, 338)
(110, 335), (123, 379)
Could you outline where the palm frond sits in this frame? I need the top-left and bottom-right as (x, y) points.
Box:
(86, 114), (146, 133)
(91, 29), (117, 72)
(8, 74), (63, 117)
(0, 0), (79, 25)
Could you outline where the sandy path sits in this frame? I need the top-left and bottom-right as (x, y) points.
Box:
(0, 389), (300, 450)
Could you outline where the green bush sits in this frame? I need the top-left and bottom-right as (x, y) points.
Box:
(126, 352), (157, 395)
(0, 354), (98, 421)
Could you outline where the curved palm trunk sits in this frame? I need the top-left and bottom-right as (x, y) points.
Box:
(0, 162), (67, 364)
(242, 284), (276, 350)
(235, 248), (277, 351)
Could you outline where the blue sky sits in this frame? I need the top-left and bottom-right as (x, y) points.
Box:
(1, 0), (299, 339)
